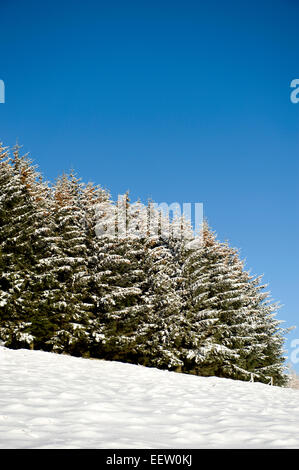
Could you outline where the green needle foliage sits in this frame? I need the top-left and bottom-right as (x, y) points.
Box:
(0, 143), (291, 386)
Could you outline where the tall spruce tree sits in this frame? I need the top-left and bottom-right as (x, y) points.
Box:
(48, 172), (93, 354)
(182, 222), (288, 385)
(89, 194), (149, 363)
(136, 236), (184, 370)
(79, 180), (112, 352)
(0, 144), (39, 348)
(238, 273), (289, 386)
(11, 150), (58, 349)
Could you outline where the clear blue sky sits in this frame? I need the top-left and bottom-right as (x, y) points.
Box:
(0, 0), (298, 370)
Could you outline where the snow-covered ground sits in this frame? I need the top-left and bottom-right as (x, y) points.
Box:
(1, 346), (299, 449)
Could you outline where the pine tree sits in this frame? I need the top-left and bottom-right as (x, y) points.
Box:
(239, 273), (289, 386)
(182, 221), (289, 385)
(89, 194), (149, 363)
(48, 172), (93, 354)
(0, 144), (39, 348)
(136, 234), (184, 370)
(79, 180), (112, 352)
(0, 144), (66, 349)
(12, 150), (58, 349)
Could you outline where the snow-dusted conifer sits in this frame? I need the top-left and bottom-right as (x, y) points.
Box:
(89, 194), (148, 362)
(0, 144), (41, 348)
(11, 150), (59, 349)
(138, 236), (184, 369)
(182, 221), (288, 385)
(182, 224), (248, 378)
(48, 171), (93, 354)
(0, 141), (290, 385)
(237, 273), (289, 386)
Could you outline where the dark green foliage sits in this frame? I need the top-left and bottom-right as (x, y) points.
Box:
(0, 143), (290, 386)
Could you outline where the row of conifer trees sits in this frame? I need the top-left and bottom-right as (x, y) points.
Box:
(0, 143), (289, 385)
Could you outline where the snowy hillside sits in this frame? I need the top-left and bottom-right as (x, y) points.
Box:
(1, 347), (299, 449)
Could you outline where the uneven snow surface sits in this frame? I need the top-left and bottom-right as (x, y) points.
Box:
(1, 347), (299, 449)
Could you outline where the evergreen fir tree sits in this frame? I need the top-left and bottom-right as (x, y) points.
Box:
(48, 171), (93, 354)
(136, 233), (185, 370)
(90, 194), (149, 363)
(182, 221), (288, 385)
(12, 150), (58, 349)
(80, 180), (112, 352)
(238, 273), (289, 386)
(0, 144), (38, 348)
